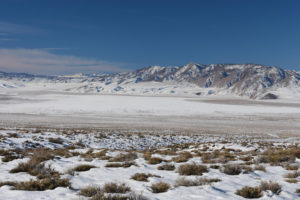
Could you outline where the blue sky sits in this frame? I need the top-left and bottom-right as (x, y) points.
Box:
(0, 0), (299, 75)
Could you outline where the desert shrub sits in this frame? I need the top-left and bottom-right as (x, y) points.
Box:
(172, 152), (193, 163)
(79, 186), (101, 197)
(221, 164), (242, 175)
(103, 183), (131, 193)
(284, 171), (300, 179)
(209, 165), (220, 169)
(131, 173), (160, 182)
(157, 164), (175, 171)
(105, 161), (137, 168)
(259, 181), (282, 195)
(48, 137), (64, 144)
(109, 152), (137, 162)
(177, 163), (208, 176)
(0, 177), (70, 191)
(91, 192), (149, 200)
(150, 182), (170, 193)
(254, 165), (266, 172)
(201, 150), (236, 164)
(285, 164), (299, 171)
(285, 179), (298, 183)
(174, 177), (220, 187)
(236, 186), (262, 198)
(147, 157), (164, 164)
(242, 165), (253, 174)
(70, 164), (96, 172)
(257, 147), (300, 165)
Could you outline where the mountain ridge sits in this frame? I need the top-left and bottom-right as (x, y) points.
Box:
(1, 63), (299, 99)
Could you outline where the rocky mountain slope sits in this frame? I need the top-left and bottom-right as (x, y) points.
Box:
(1, 63), (299, 99)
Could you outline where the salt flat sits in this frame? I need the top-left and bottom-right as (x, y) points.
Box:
(0, 89), (300, 135)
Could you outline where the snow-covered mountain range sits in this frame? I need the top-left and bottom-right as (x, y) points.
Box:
(1, 63), (300, 99)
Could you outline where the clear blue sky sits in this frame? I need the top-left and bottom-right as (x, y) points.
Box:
(0, 0), (299, 74)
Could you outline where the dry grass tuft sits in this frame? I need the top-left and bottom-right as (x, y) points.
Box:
(48, 137), (64, 144)
(103, 182), (131, 193)
(69, 164), (96, 173)
(172, 152), (193, 163)
(105, 161), (137, 168)
(177, 163), (208, 176)
(150, 182), (170, 193)
(157, 164), (175, 171)
(259, 181), (282, 195)
(174, 177), (220, 187)
(254, 165), (266, 172)
(131, 173), (160, 182)
(284, 171), (300, 179)
(221, 164), (242, 175)
(109, 152), (137, 162)
(236, 186), (262, 198)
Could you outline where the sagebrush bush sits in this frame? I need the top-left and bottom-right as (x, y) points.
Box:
(147, 157), (164, 165)
(284, 171), (300, 179)
(70, 164), (96, 172)
(221, 164), (242, 175)
(79, 186), (101, 197)
(157, 164), (175, 171)
(48, 137), (64, 144)
(177, 163), (208, 176)
(172, 152), (193, 163)
(103, 183), (131, 193)
(0, 177), (70, 191)
(131, 173), (160, 182)
(254, 165), (266, 172)
(174, 177), (220, 187)
(259, 181), (282, 195)
(105, 161), (137, 168)
(109, 152), (137, 162)
(150, 182), (170, 193)
(236, 186), (262, 198)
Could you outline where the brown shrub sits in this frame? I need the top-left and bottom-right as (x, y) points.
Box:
(259, 181), (282, 195)
(103, 183), (131, 193)
(105, 161), (137, 168)
(157, 164), (175, 171)
(254, 165), (266, 172)
(79, 186), (101, 197)
(48, 137), (64, 144)
(0, 177), (70, 191)
(150, 182), (170, 193)
(285, 179), (298, 183)
(284, 171), (300, 179)
(109, 152), (137, 162)
(71, 164), (96, 172)
(221, 164), (242, 175)
(172, 152), (193, 163)
(177, 163), (208, 176)
(131, 173), (160, 182)
(236, 186), (262, 198)
(285, 164), (299, 171)
(174, 177), (220, 187)
(147, 157), (163, 165)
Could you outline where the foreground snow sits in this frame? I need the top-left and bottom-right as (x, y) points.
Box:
(0, 128), (299, 200)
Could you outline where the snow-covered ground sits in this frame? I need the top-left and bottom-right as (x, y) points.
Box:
(0, 89), (300, 135)
(0, 128), (299, 200)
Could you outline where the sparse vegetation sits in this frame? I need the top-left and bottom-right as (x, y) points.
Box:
(221, 164), (242, 175)
(259, 181), (282, 195)
(157, 164), (175, 171)
(109, 152), (137, 162)
(174, 177), (221, 187)
(131, 173), (160, 182)
(236, 186), (262, 198)
(177, 163), (208, 176)
(150, 182), (170, 193)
